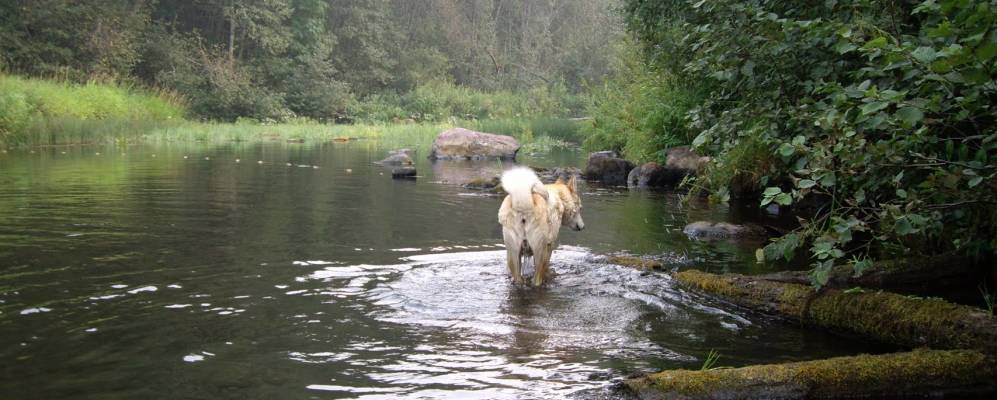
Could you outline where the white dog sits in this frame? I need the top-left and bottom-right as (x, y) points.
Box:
(497, 167), (584, 286)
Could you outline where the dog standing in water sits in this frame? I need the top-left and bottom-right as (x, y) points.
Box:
(497, 167), (584, 286)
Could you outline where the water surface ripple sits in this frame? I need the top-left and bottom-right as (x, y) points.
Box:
(0, 143), (877, 399)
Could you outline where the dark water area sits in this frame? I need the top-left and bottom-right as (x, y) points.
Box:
(0, 142), (880, 399)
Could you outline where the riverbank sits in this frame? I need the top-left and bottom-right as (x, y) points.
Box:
(0, 75), (184, 147)
(0, 75), (582, 153)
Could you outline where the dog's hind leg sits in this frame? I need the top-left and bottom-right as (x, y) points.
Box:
(505, 246), (523, 284)
(532, 243), (553, 286)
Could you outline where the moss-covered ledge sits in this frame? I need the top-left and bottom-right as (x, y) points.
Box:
(626, 349), (997, 400)
(674, 270), (997, 354)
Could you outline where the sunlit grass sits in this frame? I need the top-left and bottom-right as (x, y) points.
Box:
(0, 74), (184, 147)
(141, 120), (451, 150)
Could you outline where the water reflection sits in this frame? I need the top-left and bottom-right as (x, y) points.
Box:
(0, 143), (876, 399)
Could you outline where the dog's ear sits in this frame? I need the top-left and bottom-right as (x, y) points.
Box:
(567, 174), (577, 193)
(531, 182), (549, 201)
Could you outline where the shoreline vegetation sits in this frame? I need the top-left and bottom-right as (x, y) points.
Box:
(0, 74), (583, 152)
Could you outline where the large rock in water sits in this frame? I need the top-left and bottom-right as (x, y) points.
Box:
(584, 151), (635, 185)
(375, 148), (414, 165)
(683, 221), (768, 240)
(428, 128), (520, 160)
(627, 162), (687, 188)
(665, 146), (711, 172)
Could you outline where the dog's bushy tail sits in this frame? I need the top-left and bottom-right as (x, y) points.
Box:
(501, 167), (545, 212)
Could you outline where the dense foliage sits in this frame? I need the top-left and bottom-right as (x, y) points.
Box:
(617, 0), (996, 285)
(0, 0), (618, 122)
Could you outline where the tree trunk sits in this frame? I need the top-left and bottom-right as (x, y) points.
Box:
(626, 349), (997, 400)
(674, 269), (997, 353)
(758, 253), (982, 296)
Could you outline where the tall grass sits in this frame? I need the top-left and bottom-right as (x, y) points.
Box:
(0, 74), (584, 151)
(0, 74), (184, 147)
(141, 118), (581, 153)
(142, 120), (449, 150)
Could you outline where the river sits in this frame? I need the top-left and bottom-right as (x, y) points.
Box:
(0, 142), (879, 399)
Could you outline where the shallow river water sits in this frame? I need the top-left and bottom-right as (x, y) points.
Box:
(0, 142), (879, 399)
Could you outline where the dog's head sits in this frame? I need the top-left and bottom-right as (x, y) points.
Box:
(556, 175), (585, 231)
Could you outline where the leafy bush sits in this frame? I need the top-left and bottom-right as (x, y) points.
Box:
(623, 0), (996, 285)
(582, 40), (701, 163)
(349, 80), (584, 123)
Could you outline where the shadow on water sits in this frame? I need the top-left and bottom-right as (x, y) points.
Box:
(0, 142), (883, 399)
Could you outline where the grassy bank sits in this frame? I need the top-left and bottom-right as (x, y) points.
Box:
(140, 118), (580, 153)
(0, 75), (185, 147)
(0, 74), (583, 152)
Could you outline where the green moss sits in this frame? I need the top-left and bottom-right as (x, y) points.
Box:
(807, 290), (996, 351)
(674, 269), (997, 353)
(629, 350), (997, 399)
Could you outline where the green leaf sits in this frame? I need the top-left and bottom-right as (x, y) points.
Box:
(835, 41), (857, 54)
(896, 107), (924, 126)
(819, 173), (836, 187)
(863, 37), (888, 49)
(692, 132), (708, 147)
(798, 179), (816, 189)
(778, 143), (796, 158)
(968, 176), (983, 188)
(774, 193), (793, 206)
(895, 217), (915, 235)
(852, 258), (873, 277)
(911, 46), (938, 63)
(763, 187), (783, 196)
(861, 101), (889, 115)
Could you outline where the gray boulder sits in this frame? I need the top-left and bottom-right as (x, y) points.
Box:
(428, 128), (520, 160)
(683, 221), (768, 240)
(376, 148), (415, 165)
(627, 162), (688, 188)
(584, 151), (634, 185)
(665, 146), (711, 172)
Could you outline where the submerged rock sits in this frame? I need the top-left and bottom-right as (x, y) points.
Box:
(461, 176), (501, 191)
(534, 166), (583, 183)
(584, 151), (635, 186)
(376, 148), (415, 165)
(391, 166), (417, 179)
(428, 127), (520, 160)
(683, 221), (768, 240)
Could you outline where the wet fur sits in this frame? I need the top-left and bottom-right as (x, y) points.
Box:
(497, 168), (584, 286)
